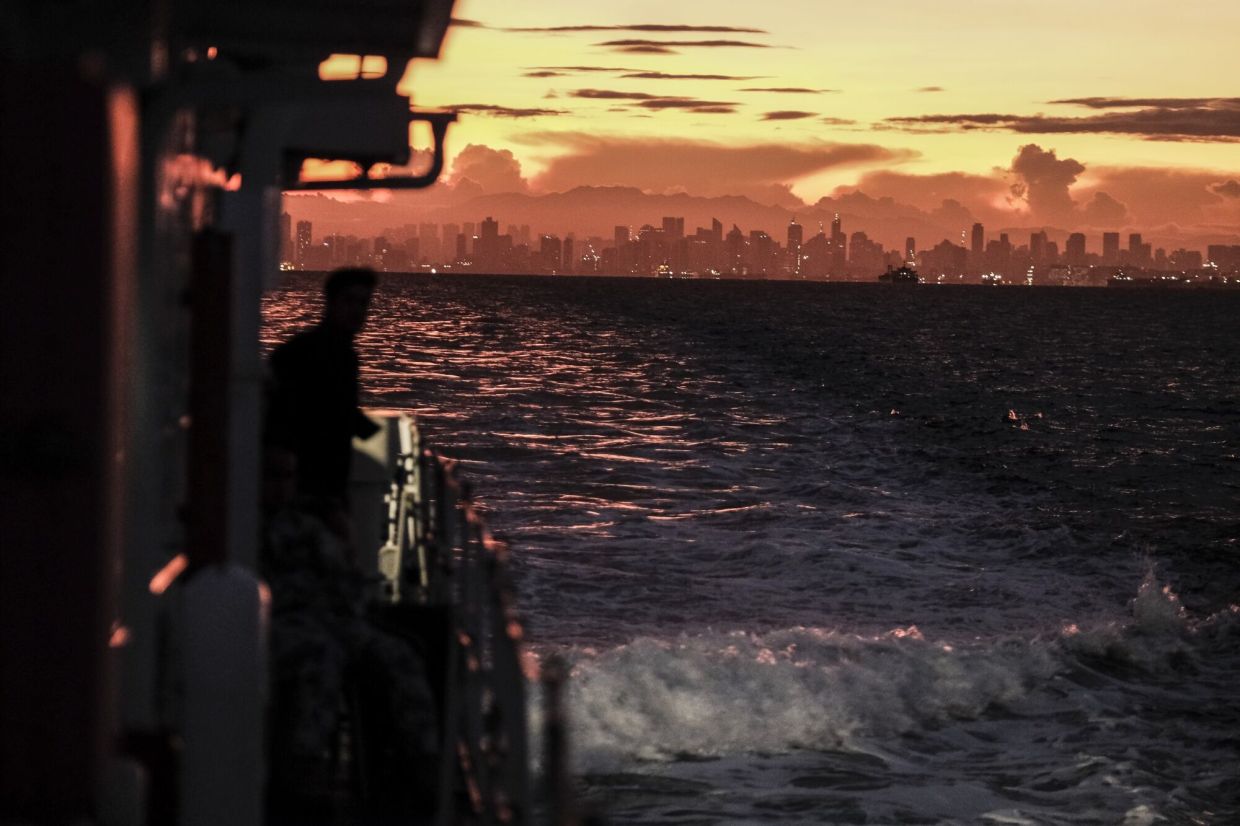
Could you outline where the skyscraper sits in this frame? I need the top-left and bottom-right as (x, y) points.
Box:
(1102, 232), (1120, 264)
(830, 214), (846, 272)
(1065, 232), (1086, 265)
(295, 220), (312, 268)
(971, 223), (984, 258)
(614, 225), (630, 249)
(786, 217), (803, 276)
(905, 237), (916, 265)
(662, 216), (684, 241)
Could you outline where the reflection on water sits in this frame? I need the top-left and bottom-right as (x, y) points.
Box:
(264, 273), (1240, 824)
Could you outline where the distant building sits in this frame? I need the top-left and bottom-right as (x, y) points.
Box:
(661, 216), (684, 241)
(786, 217), (803, 276)
(1065, 232), (1087, 266)
(905, 236), (916, 265)
(970, 222), (984, 258)
(295, 220), (312, 268)
(1102, 232), (1120, 265)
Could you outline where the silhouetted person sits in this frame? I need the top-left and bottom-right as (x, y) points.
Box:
(267, 268), (381, 509)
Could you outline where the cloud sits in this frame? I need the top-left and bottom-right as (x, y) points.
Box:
(762, 110), (817, 120)
(527, 65), (640, 73)
(596, 39), (774, 49)
(503, 24), (766, 34)
(453, 103), (567, 118)
(842, 147), (1239, 230)
(1079, 167), (1240, 226)
(1079, 191), (1128, 226)
(839, 170), (1010, 222)
(570, 89), (663, 100)
(523, 70), (566, 78)
(448, 144), (529, 193)
(741, 87), (837, 94)
(518, 132), (916, 206)
(883, 98), (1240, 142)
(614, 45), (678, 54)
(1211, 180), (1240, 198)
(820, 117), (858, 126)
(636, 98), (738, 110)
(1009, 144), (1085, 221)
(449, 17), (484, 28)
(621, 71), (764, 80)
(1050, 97), (1240, 110)
(917, 86), (945, 92)
(569, 89), (739, 112)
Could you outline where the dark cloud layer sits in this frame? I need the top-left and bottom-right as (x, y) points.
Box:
(596, 39), (773, 49)
(1051, 97), (1240, 110)
(570, 89), (738, 113)
(453, 103), (566, 118)
(504, 24), (766, 34)
(1212, 180), (1240, 198)
(741, 87), (836, 94)
(614, 45), (677, 54)
(528, 65), (640, 73)
(571, 89), (663, 100)
(762, 110), (817, 120)
(884, 98), (1240, 141)
(623, 71), (763, 80)
(917, 86), (945, 92)
(637, 99), (738, 111)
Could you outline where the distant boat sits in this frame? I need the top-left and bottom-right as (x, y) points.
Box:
(879, 265), (921, 284)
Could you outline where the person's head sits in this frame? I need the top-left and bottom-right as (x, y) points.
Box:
(322, 267), (377, 335)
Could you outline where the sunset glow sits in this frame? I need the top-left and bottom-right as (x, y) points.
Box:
(288, 0), (1240, 258)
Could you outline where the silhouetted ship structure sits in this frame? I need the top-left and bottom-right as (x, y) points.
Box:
(878, 265), (921, 284)
(2, 2), (577, 826)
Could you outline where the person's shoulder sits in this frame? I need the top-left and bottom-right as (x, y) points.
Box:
(272, 327), (325, 361)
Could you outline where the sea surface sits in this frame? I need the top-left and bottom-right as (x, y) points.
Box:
(263, 274), (1240, 825)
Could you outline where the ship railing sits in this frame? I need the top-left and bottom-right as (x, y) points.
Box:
(361, 414), (532, 825)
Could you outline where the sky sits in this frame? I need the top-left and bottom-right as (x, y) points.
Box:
(295, 0), (1240, 245)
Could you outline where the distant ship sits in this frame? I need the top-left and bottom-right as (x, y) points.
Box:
(878, 265), (921, 284)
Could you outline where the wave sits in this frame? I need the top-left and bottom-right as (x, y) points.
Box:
(542, 575), (1238, 772)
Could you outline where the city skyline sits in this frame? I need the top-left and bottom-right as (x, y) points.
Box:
(281, 211), (1240, 287)
(292, 0), (1240, 248)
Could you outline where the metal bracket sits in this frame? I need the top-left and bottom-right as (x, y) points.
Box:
(287, 110), (455, 191)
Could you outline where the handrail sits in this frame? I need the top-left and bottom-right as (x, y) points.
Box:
(377, 417), (533, 824)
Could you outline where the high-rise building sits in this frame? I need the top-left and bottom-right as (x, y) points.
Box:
(562, 237), (574, 274)
(295, 220), (312, 268)
(614, 225), (629, 249)
(905, 237), (916, 265)
(662, 216), (684, 241)
(1102, 232), (1120, 264)
(827, 214), (846, 272)
(971, 223), (984, 258)
(539, 234), (562, 273)
(418, 223), (440, 264)
(280, 212), (292, 264)
(477, 216), (500, 271)
(786, 217), (803, 276)
(1065, 232), (1087, 266)
(1030, 230), (1049, 264)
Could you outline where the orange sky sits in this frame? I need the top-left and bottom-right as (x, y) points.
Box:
(298, 0), (1240, 240)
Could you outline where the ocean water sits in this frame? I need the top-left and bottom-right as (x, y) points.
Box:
(263, 274), (1240, 825)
